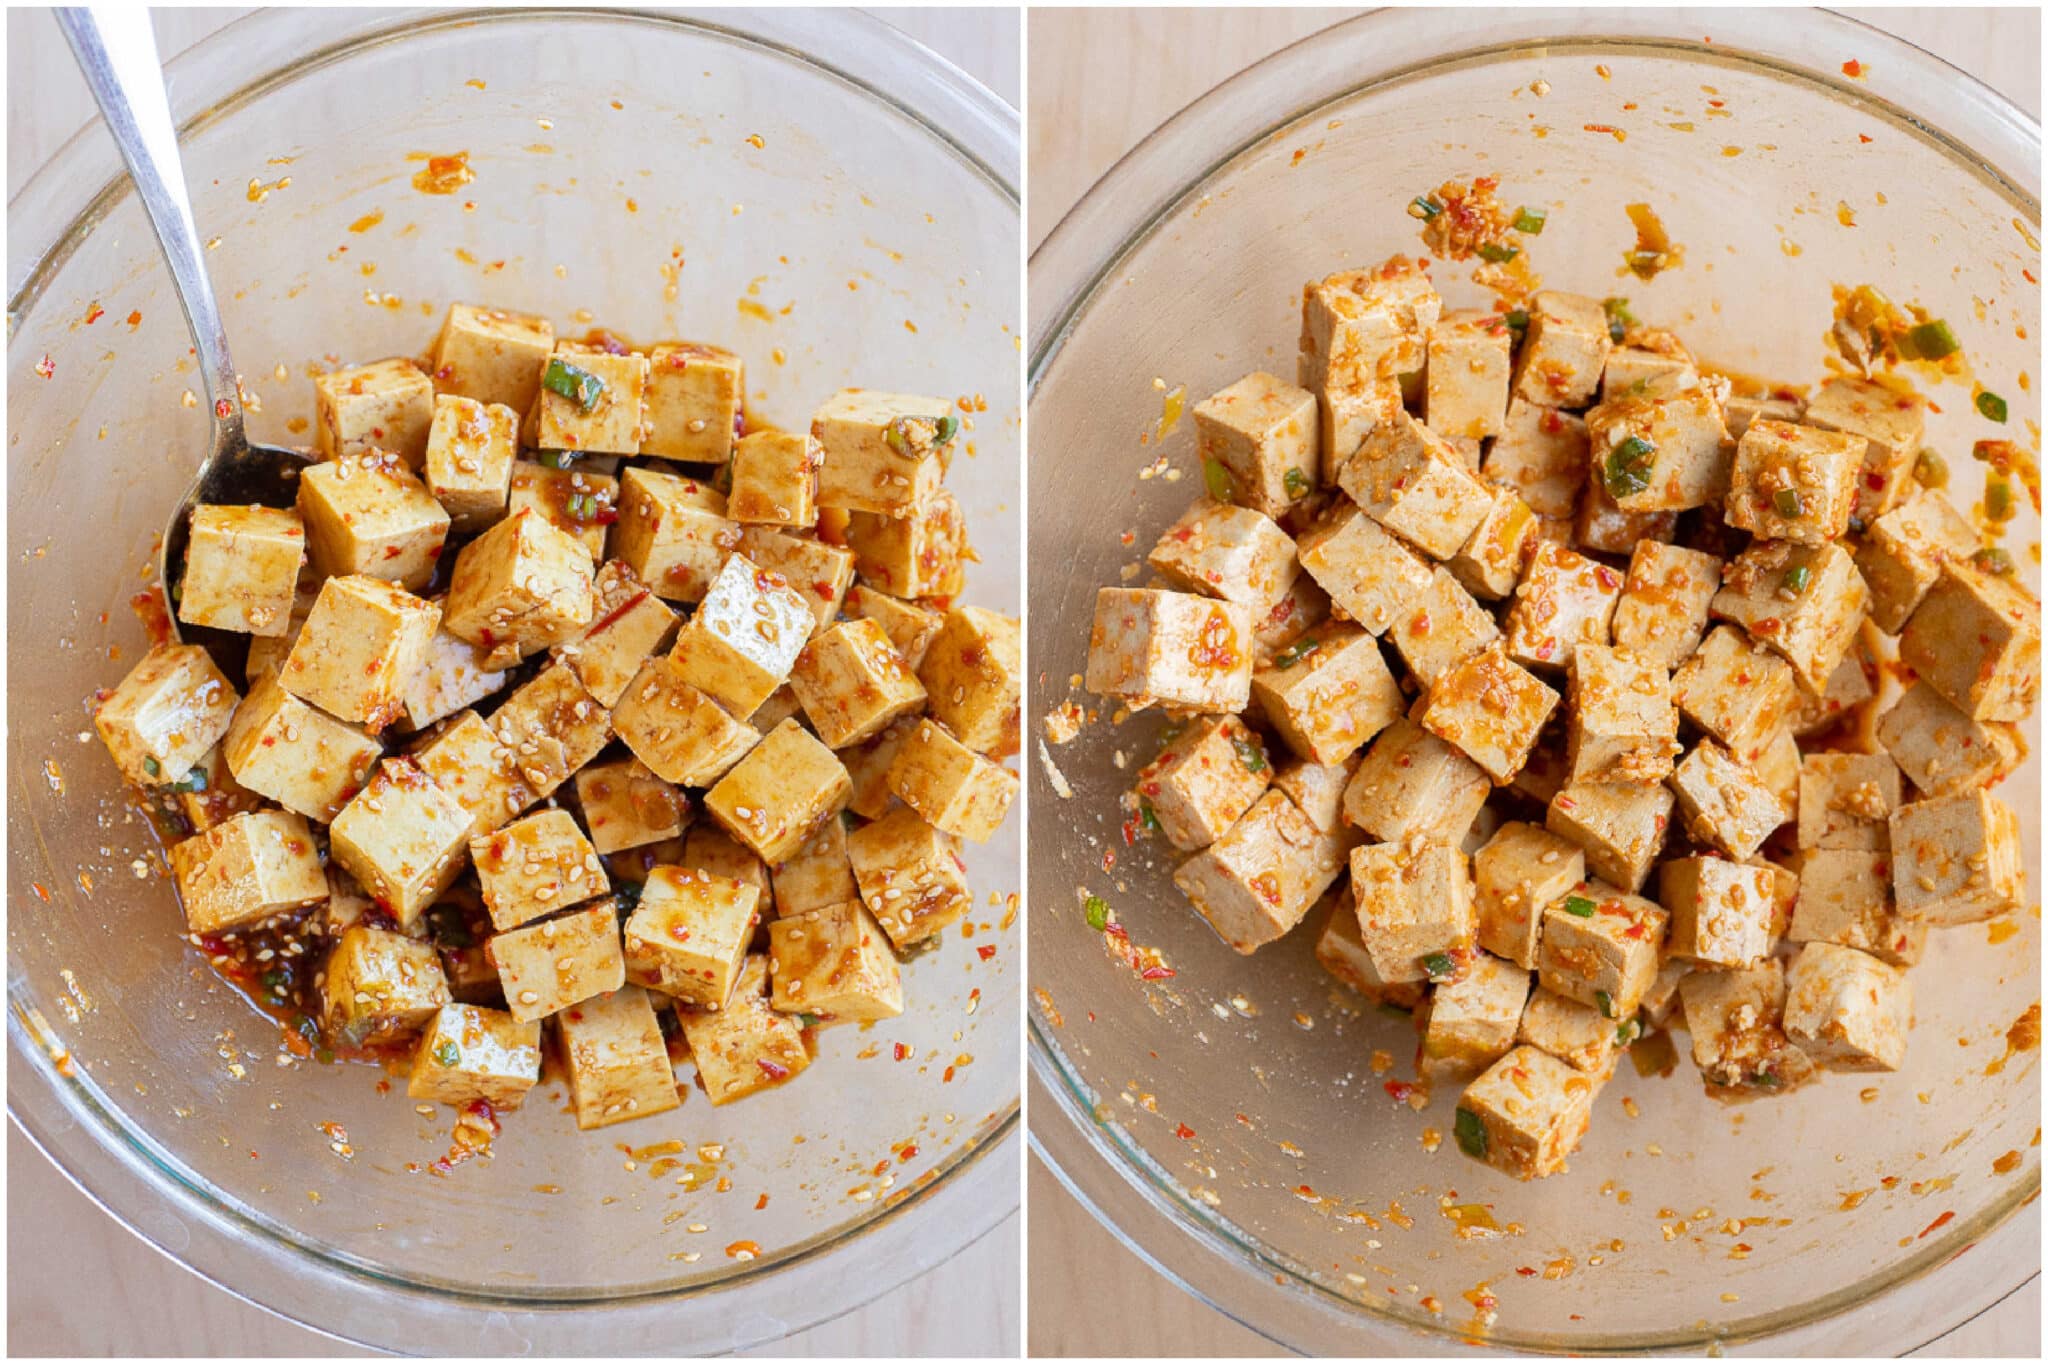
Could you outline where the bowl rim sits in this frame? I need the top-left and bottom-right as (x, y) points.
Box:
(1026, 6), (2040, 1354)
(8, 6), (1020, 1355)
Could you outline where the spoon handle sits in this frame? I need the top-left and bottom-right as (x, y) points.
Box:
(56, 7), (243, 447)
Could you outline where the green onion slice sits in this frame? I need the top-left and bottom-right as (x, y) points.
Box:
(1454, 1106), (1488, 1158)
(1202, 457), (1236, 503)
(1773, 487), (1805, 519)
(1603, 436), (1656, 499)
(1783, 564), (1812, 595)
(1563, 895), (1597, 918)
(542, 357), (606, 411)
(1906, 319), (1960, 360)
(1476, 242), (1520, 264)
(1977, 391), (2009, 423)
(1084, 895), (1111, 932)
(1512, 207), (1547, 234)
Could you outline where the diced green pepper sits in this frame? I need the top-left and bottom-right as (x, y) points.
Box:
(1476, 242), (1520, 264)
(1977, 390), (2009, 423)
(1563, 895), (1597, 918)
(1230, 735), (1267, 774)
(1783, 564), (1811, 595)
(1202, 456), (1235, 503)
(1084, 895), (1111, 932)
(1454, 1106), (1488, 1158)
(1603, 436), (1655, 499)
(542, 357), (605, 412)
(1512, 206), (1548, 235)
(1773, 488), (1805, 519)
(1905, 319), (1960, 360)
(1986, 479), (2015, 522)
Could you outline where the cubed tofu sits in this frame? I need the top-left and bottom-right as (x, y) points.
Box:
(684, 823), (773, 904)
(1484, 398), (1587, 519)
(322, 926), (450, 1046)
(557, 984), (681, 1128)
(413, 710), (545, 837)
(491, 900), (626, 1022)
(677, 956), (810, 1104)
(736, 526), (857, 633)
(1298, 264), (1438, 476)
(504, 459), (619, 562)
(1797, 752), (1901, 850)
(1337, 410), (1492, 559)
(918, 606), (1022, 756)
(327, 757), (473, 926)
(1800, 376), (1924, 521)
(1419, 643), (1562, 783)
(1194, 371), (1322, 517)
(612, 655), (758, 786)
(1342, 717), (1489, 844)
(1131, 716), (1271, 851)
(1898, 561), (2040, 723)
(1085, 589), (1253, 716)
(1677, 960), (1816, 1094)
(1252, 625), (1403, 765)
(222, 670), (381, 822)
(1424, 308), (1513, 440)
(1512, 292), (1612, 407)
(845, 806), (973, 948)
(1175, 789), (1348, 954)
(407, 1004), (543, 1109)
(1789, 649), (1875, 738)
(398, 626), (510, 730)
(1147, 496), (1300, 615)
(1503, 542), (1623, 672)
(768, 900), (904, 1021)
(704, 719), (853, 864)
(1754, 724), (1802, 824)
(1611, 540), (1721, 670)
(1783, 942), (1910, 1071)
(1473, 821), (1585, 969)
(844, 488), (969, 600)
(168, 809), (326, 934)
(430, 303), (555, 412)
(279, 575), (441, 733)
(174, 743), (263, 833)
(1546, 780), (1672, 892)
(1293, 501), (1432, 634)
(1711, 541), (1868, 694)
(1350, 837), (1477, 984)
(787, 617), (927, 747)
(727, 429), (820, 529)
(1574, 476), (1677, 556)
(471, 809), (607, 932)
(1722, 390), (1803, 439)
(1536, 882), (1665, 1017)
(1253, 573), (1333, 655)
(1855, 489), (1980, 633)
(1566, 643), (1678, 785)
(643, 341), (743, 463)
(1423, 950), (1530, 1072)
(1314, 892), (1427, 1010)
(315, 357), (435, 466)
(1272, 755), (1356, 832)
(1601, 329), (1699, 399)
(1670, 741), (1783, 860)
(244, 577), (317, 684)
(441, 507), (595, 653)
(296, 450), (451, 591)
(1387, 567), (1500, 688)
(844, 586), (944, 671)
(1725, 419), (1866, 543)
(1446, 484), (1537, 601)
(624, 866), (759, 1009)
(671, 552), (815, 720)
(1584, 381), (1730, 512)
(178, 504), (306, 636)
(1457, 1044), (1599, 1179)
(93, 643), (239, 788)
(1517, 986), (1623, 1076)
(1670, 625), (1798, 765)
(554, 560), (679, 708)
(772, 818), (859, 919)
(841, 716), (918, 820)
(575, 756), (688, 855)
(1889, 791), (2025, 925)
(886, 718), (1018, 843)
(1660, 856), (1777, 967)
(610, 467), (739, 604)
(422, 394), (518, 532)
(1790, 847), (1925, 967)
(809, 389), (959, 516)
(1877, 680), (2022, 797)
(532, 343), (648, 454)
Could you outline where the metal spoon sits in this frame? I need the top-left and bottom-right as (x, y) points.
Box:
(57, 7), (311, 638)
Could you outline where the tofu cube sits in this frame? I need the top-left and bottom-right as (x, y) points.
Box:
(1424, 308), (1512, 440)
(1341, 716), (1489, 844)
(1147, 497), (1300, 615)
(168, 809), (326, 934)
(1299, 265), (1437, 476)
(1584, 383), (1730, 511)
(1889, 791), (2025, 925)
(1456, 1044), (1599, 1179)
(611, 467), (739, 603)
(505, 459), (619, 562)
(1536, 881), (1666, 1017)
(1726, 419), (1865, 543)
(1419, 643), (1561, 783)
(1877, 680), (2023, 797)
(1754, 723), (1802, 824)
(1192, 370), (1321, 518)
(727, 429), (819, 528)
(845, 488), (969, 599)
(557, 985), (682, 1128)
(887, 718), (1019, 843)
(327, 757), (473, 925)
(1387, 566), (1500, 688)
(1087, 588), (1252, 714)
(296, 450), (451, 590)
(684, 823), (773, 904)
(1313, 893), (1426, 1010)
(1517, 986), (1623, 1076)
(1670, 624), (1798, 764)
(1670, 741), (1783, 860)
(1574, 476), (1677, 556)
(1800, 376), (1924, 521)
(1350, 838), (1477, 984)
(93, 642), (239, 788)
(431, 303), (554, 413)
(1252, 625), (1403, 765)
(397, 625), (510, 730)
(918, 606), (1022, 756)
(321, 926), (450, 1046)
(613, 654), (761, 787)
(1503, 541), (1624, 672)
(1677, 961), (1816, 1094)
(676, 956), (810, 1105)
(1131, 715), (1271, 851)
(1711, 541), (1868, 694)
(1293, 500), (1431, 634)
(174, 742), (263, 833)
(1798, 752), (1901, 850)
(178, 504), (306, 636)
(489, 658), (615, 791)
(1545, 780), (1673, 892)
(315, 357), (435, 466)
(1722, 391), (1804, 439)
(575, 756), (688, 855)
(471, 809), (607, 932)
(844, 586), (944, 671)
(839, 716), (918, 820)
(413, 710), (543, 838)
(1484, 398), (1587, 519)
(441, 507), (595, 653)
(672, 552), (815, 720)
(1601, 330), (1699, 398)
(1254, 573), (1333, 654)
(532, 343), (648, 454)
(1473, 821), (1585, 969)
(423, 394), (518, 531)
(407, 1004), (543, 1109)
(643, 341), (743, 463)
(1660, 856), (1778, 967)
(1789, 649), (1874, 738)
(279, 575), (441, 733)
(1423, 950), (1530, 1072)
(704, 719), (853, 864)
(768, 901), (904, 1021)
(1337, 410), (1492, 559)
(1565, 643), (1678, 786)
(845, 805), (974, 948)
(624, 866), (760, 1009)
(1790, 848), (1925, 967)
(771, 818), (859, 919)
(1612, 540), (1721, 670)
(1512, 292), (1612, 408)
(1271, 755), (1356, 832)
(1783, 942), (1910, 1071)
(787, 617), (927, 747)
(1175, 790), (1348, 954)
(491, 900), (627, 1022)
(1898, 561), (2040, 723)
(810, 388), (957, 515)
(554, 560), (679, 708)
(222, 670), (380, 822)
(1446, 484), (1537, 602)
(736, 526), (857, 632)
(1856, 488), (1980, 633)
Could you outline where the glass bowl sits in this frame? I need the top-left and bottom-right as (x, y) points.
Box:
(8, 8), (1019, 1354)
(1027, 8), (2038, 1355)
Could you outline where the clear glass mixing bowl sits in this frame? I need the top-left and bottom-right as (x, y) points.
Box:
(8, 8), (1019, 1353)
(1028, 9), (2038, 1355)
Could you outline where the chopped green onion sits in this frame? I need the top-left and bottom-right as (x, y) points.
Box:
(1977, 391), (2009, 423)
(142, 756), (160, 778)
(1084, 895), (1111, 932)
(1282, 466), (1310, 499)
(1410, 195), (1444, 221)
(566, 493), (593, 520)
(1138, 800), (1161, 833)
(1906, 319), (1960, 360)
(168, 767), (208, 793)
(1454, 1106), (1488, 1158)
(434, 1040), (461, 1067)
(1602, 297), (1637, 344)
(1615, 1018), (1641, 1046)
(1563, 895), (1597, 918)
(1772, 487), (1806, 519)
(1476, 242), (1521, 264)
(1595, 990), (1615, 1019)
(1973, 546), (2016, 576)
(1749, 1070), (1781, 1088)
(799, 1013), (823, 1028)
(542, 357), (606, 412)
(1423, 952), (1457, 981)
(934, 414), (960, 445)
(884, 419), (912, 456)
(1272, 636), (1320, 671)
(1912, 448), (1948, 489)
(1512, 206), (1547, 235)
(1504, 309), (1530, 333)
(1783, 564), (1812, 595)
(1603, 436), (1656, 499)
(1986, 479), (2015, 522)
(1202, 456), (1236, 503)
(1231, 735), (1267, 774)
(537, 450), (573, 470)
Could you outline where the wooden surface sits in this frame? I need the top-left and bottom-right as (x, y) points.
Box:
(1025, 7), (2040, 1359)
(4, 7), (1019, 1358)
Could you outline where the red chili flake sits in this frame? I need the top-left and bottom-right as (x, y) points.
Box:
(1917, 1210), (1955, 1239)
(1174, 1123), (1196, 1140)
(1842, 59), (1864, 78)
(755, 1193), (770, 1210)
(126, 310), (143, 327)
(758, 1058), (791, 1081)
(898, 1143), (920, 1161)
(1516, 1266), (1539, 1278)
(214, 397), (234, 420)
(84, 303), (104, 324)
(1384, 1079), (1415, 1103)
(1865, 470), (1886, 491)
(1140, 965), (1176, 981)
(34, 354), (54, 379)
(976, 944), (997, 961)
(31, 882), (50, 902)
(1101, 849), (1116, 872)
(1120, 815), (1141, 846)
(892, 1042), (911, 1062)
(1858, 133), (1875, 144)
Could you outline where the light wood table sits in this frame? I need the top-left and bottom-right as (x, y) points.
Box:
(5, 6), (1019, 1357)
(1026, 7), (2039, 1357)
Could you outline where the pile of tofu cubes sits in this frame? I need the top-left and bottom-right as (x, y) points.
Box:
(1084, 258), (2035, 1180)
(93, 302), (1020, 1129)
